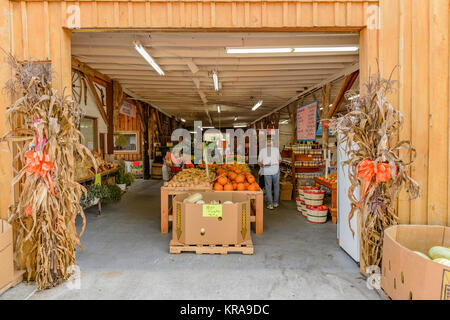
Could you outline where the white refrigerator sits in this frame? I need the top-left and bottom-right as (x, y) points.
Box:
(337, 134), (360, 262)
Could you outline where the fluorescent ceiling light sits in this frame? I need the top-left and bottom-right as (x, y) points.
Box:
(134, 42), (165, 76)
(234, 116), (238, 121)
(227, 48), (293, 54)
(234, 124), (247, 128)
(217, 105), (221, 113)
(213, 72), (219, 91)
(202, 126), (214, 129)
(279, 120), (288, 125)
(181, 118), (186, 123)
(293, 46), (359, 53)
(252, 100), (263, 111)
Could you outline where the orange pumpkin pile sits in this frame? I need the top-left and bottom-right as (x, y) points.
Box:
(213, 167), (260, 192)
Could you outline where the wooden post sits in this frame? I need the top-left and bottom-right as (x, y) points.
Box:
(142, 104), (150, 180)
(106, 82), (114, 155)
(0, 0), (12, 220)
(322, 83), (332, 150)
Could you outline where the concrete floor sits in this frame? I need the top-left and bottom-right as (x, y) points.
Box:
(2, 179), (380, 300)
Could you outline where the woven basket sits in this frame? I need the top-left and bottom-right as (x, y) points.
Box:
(298, 186), (319, 200)
(305, 198), (324, 206)
(307, 206), (328, 224)
(304, 189), (325, 200)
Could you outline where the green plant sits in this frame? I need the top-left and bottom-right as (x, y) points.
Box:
(80, 184), (122, 207)
(116, 165), (135, 186)
(103, 184), (122, 201)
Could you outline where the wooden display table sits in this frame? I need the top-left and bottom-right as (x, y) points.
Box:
(314, 177), (337, 224)
(76, 168), (118, 216)
(160, 187), (264, 234)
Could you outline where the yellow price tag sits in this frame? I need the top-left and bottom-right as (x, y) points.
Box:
(202, 205), (222, 217)
(94, 173), (101, 186)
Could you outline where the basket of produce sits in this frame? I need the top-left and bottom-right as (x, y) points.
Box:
(212, 167), (260, 192)
(303, 189), (325, 205)
(300, 201), (307, 217)
(164, 168), (212, 188)
(306, 205), (328, 224)
(298, 186), (318, 200)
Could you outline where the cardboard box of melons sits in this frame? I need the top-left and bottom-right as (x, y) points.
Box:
(381, 225), (450, 300)
(171, 192), (252, 246)
(0, 220), (14, 291)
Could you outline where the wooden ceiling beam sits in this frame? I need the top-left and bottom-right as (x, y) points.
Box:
(326, 70), (359, 118)
(83, 62), (346, 72)
(86, 75), (108, 125)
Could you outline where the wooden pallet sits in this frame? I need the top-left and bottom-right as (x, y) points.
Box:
(0, 270), (25, 296)
(169, 240), (254, 255)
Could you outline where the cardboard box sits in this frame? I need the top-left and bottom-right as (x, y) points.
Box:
(280, 181), (293, 201)
(172, 192), (251, 245)
(0, 220), (14, 290)
(381, 225), (450, 300)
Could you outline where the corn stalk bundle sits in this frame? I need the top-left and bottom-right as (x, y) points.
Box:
(1, 56), (96, 290)
(329, 69), (420, 270)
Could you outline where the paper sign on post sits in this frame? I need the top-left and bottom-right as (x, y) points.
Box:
(202, 205), (222, 217)
(94, 173), (101, 186)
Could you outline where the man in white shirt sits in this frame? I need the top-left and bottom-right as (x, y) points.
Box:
(258, 140), (281, 210)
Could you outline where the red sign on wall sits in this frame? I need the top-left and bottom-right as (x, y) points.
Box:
(296, 101), (318, 141)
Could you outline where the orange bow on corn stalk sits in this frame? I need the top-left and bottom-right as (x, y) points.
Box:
(356, 159), (392, 209)
(25, 150), (56, 196)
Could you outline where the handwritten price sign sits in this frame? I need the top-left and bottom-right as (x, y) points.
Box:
(297, 101), (318, 141)
(202, 204), (223, 217)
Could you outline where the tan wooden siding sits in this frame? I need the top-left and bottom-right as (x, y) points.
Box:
(1, 0), (449, 226)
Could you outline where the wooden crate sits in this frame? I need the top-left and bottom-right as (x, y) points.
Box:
(169, 240), (254, 255)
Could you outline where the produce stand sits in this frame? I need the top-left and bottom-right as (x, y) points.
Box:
(314, 177), (337, 224)
(160, 187), (264, 235)
(77, 168), (118, 215)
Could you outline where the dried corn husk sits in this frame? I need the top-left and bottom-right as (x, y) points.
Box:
(329, 67), (420, 270)
(1, 56), (97, 290)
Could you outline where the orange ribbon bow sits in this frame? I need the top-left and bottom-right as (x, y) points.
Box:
(356, 159), (392, 208)
(25, 150), (56, 196)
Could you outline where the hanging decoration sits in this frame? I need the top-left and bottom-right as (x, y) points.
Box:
(1, 56), (97, 290)
(329, 67), (420, 271)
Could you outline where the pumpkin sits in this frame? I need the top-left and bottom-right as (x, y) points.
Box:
(235, 174), (245, 183)
(214, 183), (224, 191)
(223, 183), (234, 191)
(232, 182), (238, 190)
(246, 175), (255, 184)
(218, 175), (228, 185)
(254, 184), (260, 191)
(248, 184), (257, 191)
(235, 168), (242, 174)
(244, 182), (249, 188)
(237, 183), (246, 191)
(216, 169), (225, 176)
(228, 172), (237, 181)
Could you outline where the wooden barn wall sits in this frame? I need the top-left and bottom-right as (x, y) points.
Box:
(114, 110), (143, 161)
(0, 0), (448, 226)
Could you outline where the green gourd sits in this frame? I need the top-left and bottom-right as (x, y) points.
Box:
(428, 246), (450, 260)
